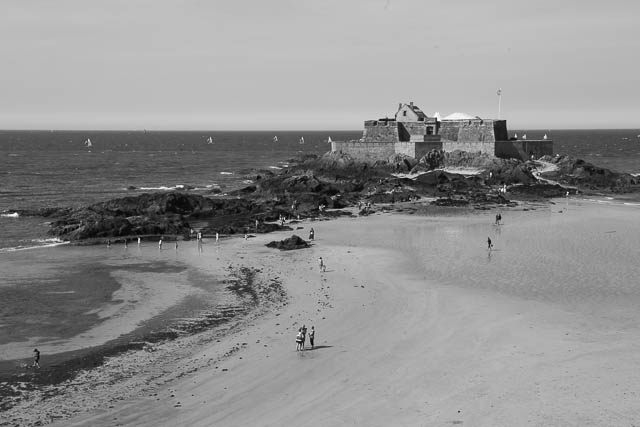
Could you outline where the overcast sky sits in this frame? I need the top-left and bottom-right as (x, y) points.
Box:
(1, 0), (638, 130)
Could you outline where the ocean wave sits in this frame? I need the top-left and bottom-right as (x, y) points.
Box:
(242, 180), (254, 184)
(220, 172), (233, 175)
(1, 212), (19, 218)
(0, 239), (68, 253)
(269, 166), (283, 170)
(138, 186), (175, 191)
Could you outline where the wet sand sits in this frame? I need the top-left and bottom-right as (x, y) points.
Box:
(4, 199), (640, 426)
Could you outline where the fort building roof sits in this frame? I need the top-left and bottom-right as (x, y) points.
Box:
(441, 112), (478, 120)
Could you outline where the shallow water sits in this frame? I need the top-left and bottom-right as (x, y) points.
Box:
(0, 241), (228, 365)
(375, 198), (640, 322)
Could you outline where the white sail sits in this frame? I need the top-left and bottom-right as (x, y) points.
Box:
(299, 136), (305, 144)
(327, 136), (332, 143)
(84, 138), (92, 147)
(207, 136), (213, 144)
(273, 135), (278, 142)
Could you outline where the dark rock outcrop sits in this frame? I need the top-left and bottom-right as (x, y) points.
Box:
(538, 155), (640, 192)
(265, 235), (310, 251)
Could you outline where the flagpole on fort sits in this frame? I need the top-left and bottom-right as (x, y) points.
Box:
(497, 88), (502, 119)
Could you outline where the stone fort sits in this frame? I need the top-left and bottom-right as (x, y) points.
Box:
(331, 102), (553, 162)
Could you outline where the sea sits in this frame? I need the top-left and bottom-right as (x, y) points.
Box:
(0, 130), (361, 252)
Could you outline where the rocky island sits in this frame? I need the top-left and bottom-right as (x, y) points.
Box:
(39, 150), (640, 243)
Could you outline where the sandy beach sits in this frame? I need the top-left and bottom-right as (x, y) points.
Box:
(4, 199), (640, 426)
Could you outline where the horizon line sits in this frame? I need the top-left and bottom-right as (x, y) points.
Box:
(1, 127), (639, 133)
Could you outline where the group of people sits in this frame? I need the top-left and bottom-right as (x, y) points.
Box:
(357, 201), (372, 213)
(295, 325), (315, 351)
(495, 213), (502, 225)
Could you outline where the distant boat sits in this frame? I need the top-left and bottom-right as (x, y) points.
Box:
(543, 134), (548, 140)
(299, 136), (305, 145)
(84, 138), (92, 148)
(207, 136), (213, 144)
(273, 135), (278, 142)
(327, 136), (333, 143)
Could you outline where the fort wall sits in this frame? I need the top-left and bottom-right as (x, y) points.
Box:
(362, 121), (398, 143)
(439, 119), (505, 155)
(331, 141), (395, 162)
(339, 106), (552, 162)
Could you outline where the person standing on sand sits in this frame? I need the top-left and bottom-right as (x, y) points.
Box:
(159, 239), (163, 250)
(32, 348), (40, 368)
(309, 326), (315, 349)
(296, 328), (304, 351)
(175, 241), (178, 250)
(215, 232), (219, 243)
(309, 227), (315, 241)
(318, 257), (324, 271)
(487, 237), (493, 250)
(138, 237), (141, 247)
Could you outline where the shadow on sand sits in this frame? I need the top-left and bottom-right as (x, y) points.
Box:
(305, 345), (333, 351)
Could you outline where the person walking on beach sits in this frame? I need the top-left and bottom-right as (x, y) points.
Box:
(175, 241), (178, 250)
(137, 237), (141, 247)
(32, 348), (40, 368)
(301, 325), (307, 350)
(309, 326), (315, 349)
(124, 239), (128, 249)
(159, 239), (163, 250)
(107, 239), (111, 248)
(487, 237), (493, 250)
(215, 232), (219, 243)
(309, 227), (315, 241)
(296, 328), (304, 351)
(318, 257), (324, 272)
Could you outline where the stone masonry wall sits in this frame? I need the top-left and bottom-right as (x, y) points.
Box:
(362, 122), (399, 142)
(443, 141), (495, 155)
(399, 122), (426, 142)
(440, 120), (498, 155)
(331, 141), (395, 162)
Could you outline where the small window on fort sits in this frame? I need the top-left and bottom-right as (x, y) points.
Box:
(403, 111), (407, 116)
(426, 127), (433, 135)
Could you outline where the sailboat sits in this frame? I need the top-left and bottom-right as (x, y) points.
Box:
(207, 136), (213, 144)
(273, 135), (278, 142)
(84, 138), (92, 148)
(299, 136), (305, 145)
(327, 136), (333, 143)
